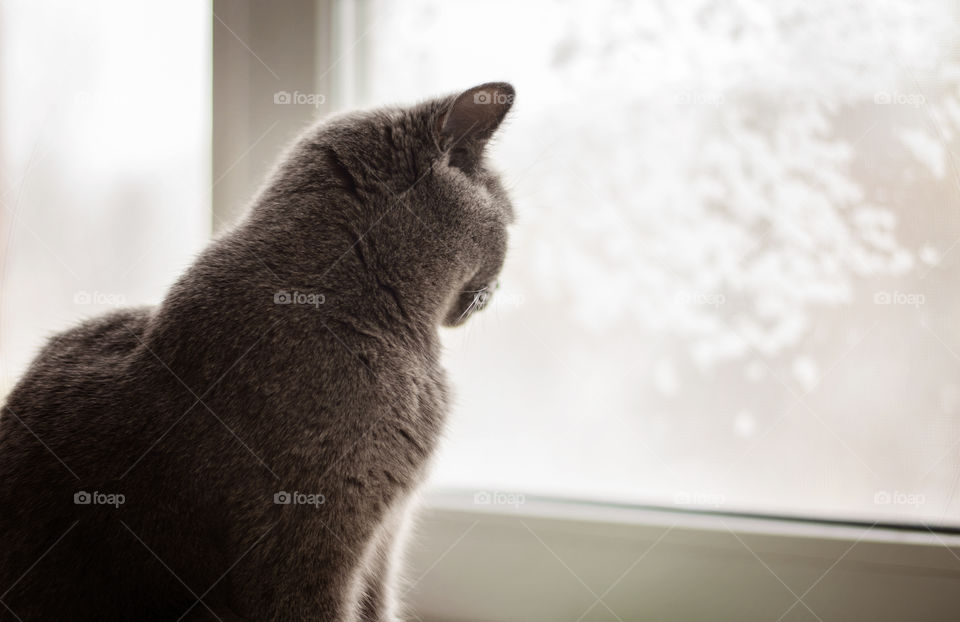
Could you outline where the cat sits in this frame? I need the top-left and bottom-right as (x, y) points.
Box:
(0, 81), (516, 621)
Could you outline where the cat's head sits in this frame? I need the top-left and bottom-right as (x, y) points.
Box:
(276, 82), (516, 328)
(429, 83), (516, 327)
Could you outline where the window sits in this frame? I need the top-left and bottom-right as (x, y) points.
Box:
(3, 2), (958, 620)
(348, 0), (960, 527)
(0, 0), (210, 389)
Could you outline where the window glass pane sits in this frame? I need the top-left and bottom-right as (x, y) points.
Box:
(359, 0), (960, 526)
(0, 0), (210, 387)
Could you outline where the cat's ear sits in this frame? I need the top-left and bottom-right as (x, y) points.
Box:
(439, 82), (514, 172)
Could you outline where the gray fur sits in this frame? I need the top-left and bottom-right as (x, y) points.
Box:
(0, 82), (515, 621)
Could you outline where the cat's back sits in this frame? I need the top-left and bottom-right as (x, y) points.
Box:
(2, 306), (152, 414)
(0, 307), (164, 620)
(0, 306), (155, 482)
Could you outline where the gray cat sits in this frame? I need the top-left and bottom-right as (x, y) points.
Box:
(0, 82), (516, 621)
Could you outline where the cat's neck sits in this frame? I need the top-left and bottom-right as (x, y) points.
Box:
(233, 201), (462, 337)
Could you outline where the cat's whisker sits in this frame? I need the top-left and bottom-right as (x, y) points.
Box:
(456, 292), (482, 323)
(456, 286), (494, 323)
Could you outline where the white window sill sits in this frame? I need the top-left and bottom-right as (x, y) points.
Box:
(406, 490), (960, 621)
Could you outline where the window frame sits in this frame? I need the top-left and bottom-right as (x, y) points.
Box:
(211, 0), (340, 230)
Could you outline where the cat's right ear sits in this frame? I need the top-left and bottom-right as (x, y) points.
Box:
(438, 82), (514, 172)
